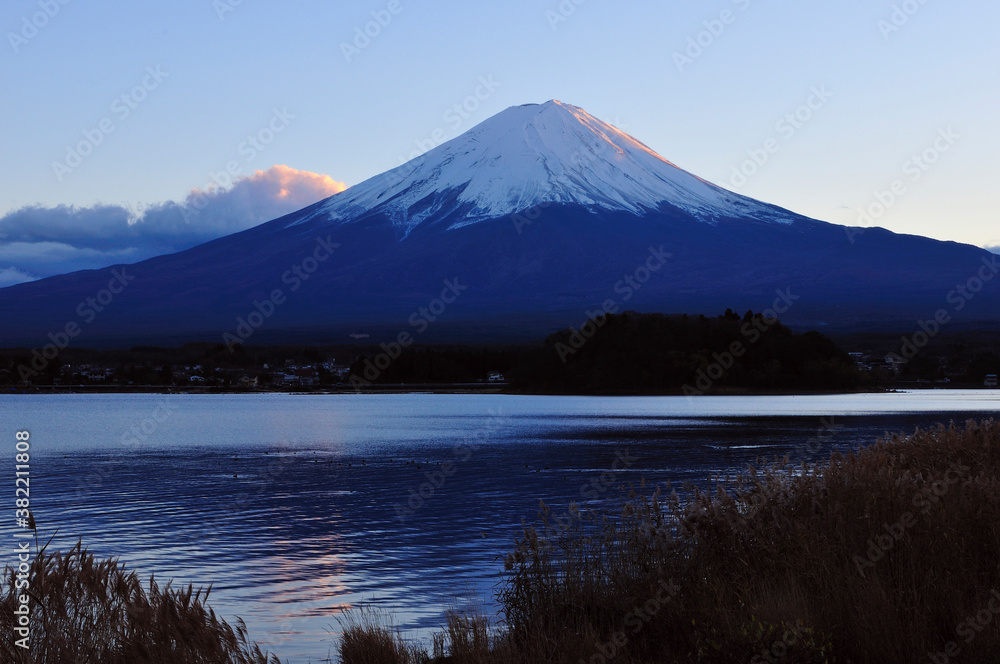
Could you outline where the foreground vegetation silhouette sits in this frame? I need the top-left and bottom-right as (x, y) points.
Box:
(3, 421), (998, 663)
(0, 541), (282, 663)
(341, 419), (1000, 663)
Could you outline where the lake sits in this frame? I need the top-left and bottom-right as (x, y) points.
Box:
(2, 390), (998, 662)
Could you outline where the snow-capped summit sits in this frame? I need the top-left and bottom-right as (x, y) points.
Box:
(297, 100), (794, 234)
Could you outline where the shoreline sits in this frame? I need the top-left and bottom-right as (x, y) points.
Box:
(2, 383), (995, 396)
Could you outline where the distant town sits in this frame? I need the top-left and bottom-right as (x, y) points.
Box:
(53, 358), (347, 389)
(1, 312), (996, 393)
(846, 351), (997, 387)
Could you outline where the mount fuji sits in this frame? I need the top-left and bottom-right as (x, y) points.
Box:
(1, 100), (997, 348)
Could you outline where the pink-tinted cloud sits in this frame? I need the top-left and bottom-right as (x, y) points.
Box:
(186, 165), (346, 225)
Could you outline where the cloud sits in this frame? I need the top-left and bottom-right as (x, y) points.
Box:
(0, 165), (346, 284)
(987, 244), (1000, 255)
(0, 267), (37, 288)
(185, 164), (346, 231)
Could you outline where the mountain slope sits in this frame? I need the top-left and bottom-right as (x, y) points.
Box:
(0, 101), (997, 348)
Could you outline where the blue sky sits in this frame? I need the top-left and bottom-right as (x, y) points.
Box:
(2, 0), (998, 284)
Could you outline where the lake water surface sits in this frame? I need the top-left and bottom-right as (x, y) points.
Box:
(2, 390), (998, 662)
